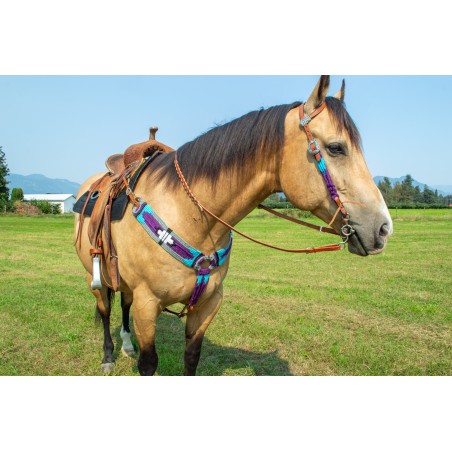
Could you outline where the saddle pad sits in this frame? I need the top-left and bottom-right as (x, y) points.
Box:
(73, 153), (160, 220)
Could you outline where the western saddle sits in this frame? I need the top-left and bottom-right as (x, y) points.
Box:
(76, 126), (174, 291)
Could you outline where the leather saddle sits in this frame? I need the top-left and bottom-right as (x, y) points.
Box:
(106, 136), (174, 176)
(75, 126), (174, 291)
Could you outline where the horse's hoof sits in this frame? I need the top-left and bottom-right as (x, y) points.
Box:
(101, 362), (115, 374)
(121, 346), (135, 358)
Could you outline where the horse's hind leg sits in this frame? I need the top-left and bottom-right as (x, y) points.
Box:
(184, 286), (223, 376)
(120, 292), (135, 357)
(87, 273), (115, 374)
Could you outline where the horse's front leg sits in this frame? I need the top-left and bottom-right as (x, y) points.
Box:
(132, 289), (161, 376)
(184, 285), (223, 376)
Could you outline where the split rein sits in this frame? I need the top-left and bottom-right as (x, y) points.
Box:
(174, 156), (344, 253)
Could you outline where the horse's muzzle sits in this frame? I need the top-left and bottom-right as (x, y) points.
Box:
(347, 218), (393, 256)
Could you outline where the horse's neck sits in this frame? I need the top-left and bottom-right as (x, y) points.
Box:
(211, 173), (273, 222)
(199, 169), (276, 228)
(148, 162), (277, 248)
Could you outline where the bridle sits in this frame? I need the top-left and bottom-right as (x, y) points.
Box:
(172, 101), (356, 254)
(299, 101), (355, 240)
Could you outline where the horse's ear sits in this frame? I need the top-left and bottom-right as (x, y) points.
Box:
(305, 75), (330, 112)
(333, 79), (345, 102)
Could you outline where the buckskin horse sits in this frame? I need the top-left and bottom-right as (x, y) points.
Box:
(74, 76), (392, 376)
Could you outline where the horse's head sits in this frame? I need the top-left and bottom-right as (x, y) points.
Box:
(279, 76), (392, 256)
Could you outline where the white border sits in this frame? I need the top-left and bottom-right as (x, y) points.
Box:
(1, 377), (450, 451)
(0, 1), (451, 75)
(1, 2), (450, 450)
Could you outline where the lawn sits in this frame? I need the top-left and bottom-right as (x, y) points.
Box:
(0, 209), (450, 375)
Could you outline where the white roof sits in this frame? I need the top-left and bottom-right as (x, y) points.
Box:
(23, 194), (76, 201)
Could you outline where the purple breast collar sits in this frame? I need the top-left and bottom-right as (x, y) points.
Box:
(132, 199), (233, 311)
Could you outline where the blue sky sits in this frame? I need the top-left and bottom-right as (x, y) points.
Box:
(1, 75), (451, 187)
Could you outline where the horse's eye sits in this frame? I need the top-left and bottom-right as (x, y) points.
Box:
(326, 143), (346, 156)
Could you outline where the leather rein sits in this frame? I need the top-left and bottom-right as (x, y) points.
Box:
(171, 101), (355, 254)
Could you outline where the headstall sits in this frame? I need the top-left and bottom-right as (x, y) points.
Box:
(298, 102), (355, 240)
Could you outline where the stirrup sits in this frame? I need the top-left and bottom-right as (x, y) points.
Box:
(91, 255), (102, 289)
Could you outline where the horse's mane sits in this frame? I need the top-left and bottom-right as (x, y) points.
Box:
(152, 97), (360, 189)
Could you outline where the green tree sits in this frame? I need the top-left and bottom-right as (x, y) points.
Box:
(423, 185), (435, 204)
(0, 147), (10, 212)
(30, 200), (62, 214)
(51, 203), (61, 214)
(11, 187), (24, 203)
(262, 193), (291, 208)
(378, 177), (393, 205)
(413, 185), (423, 204)
(392, 182), (402, 205)
(30, 200), (52, 214)
(399, 174), (415, 204)
(434, 189), (439, 204)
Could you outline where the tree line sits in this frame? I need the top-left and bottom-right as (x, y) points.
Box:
(377, 175), (451, 208)
(0, 147), (61, 214)
(262, 175), (451, 210)
(0, 146), (10, 212)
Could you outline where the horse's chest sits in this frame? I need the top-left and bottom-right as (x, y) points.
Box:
(151, 265), (227, 306)
(114, 217), (231, 305)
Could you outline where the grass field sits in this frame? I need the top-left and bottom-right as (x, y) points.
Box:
(0, 209), (451, 376)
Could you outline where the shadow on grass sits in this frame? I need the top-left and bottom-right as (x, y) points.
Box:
(112, 312), (292, 376)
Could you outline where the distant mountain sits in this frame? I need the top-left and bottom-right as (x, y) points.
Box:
(7, 173), (81, 195)
(433, 184), (452, 195)
(373, 176), (452, 196)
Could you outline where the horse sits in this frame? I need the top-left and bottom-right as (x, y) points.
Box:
(74, 75), (392, 376)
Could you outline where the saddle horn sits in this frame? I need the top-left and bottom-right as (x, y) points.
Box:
(149, 126), (158, 140)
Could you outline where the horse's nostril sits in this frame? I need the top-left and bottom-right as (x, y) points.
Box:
(379, 223), (390, 238)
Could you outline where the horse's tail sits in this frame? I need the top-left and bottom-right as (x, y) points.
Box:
(94, 288), (115, 325)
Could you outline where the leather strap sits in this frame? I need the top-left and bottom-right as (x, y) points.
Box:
(299, 102), (326, 123)
(299, 102), (350, 219)
(103, 192), (120, 291)
(76, 173), (110, 249)
(258, 204), (338, 235)
(299, 103), (325, 153)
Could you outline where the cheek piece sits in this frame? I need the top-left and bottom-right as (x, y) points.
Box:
(299, 102), (355, 240)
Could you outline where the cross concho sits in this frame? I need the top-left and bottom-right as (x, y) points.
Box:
(157, 228), (174, 246)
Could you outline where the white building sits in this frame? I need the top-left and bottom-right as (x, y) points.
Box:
(23, 194), (76, 213)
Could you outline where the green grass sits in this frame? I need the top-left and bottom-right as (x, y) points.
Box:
(388, 208), (452, 220)
(0, 210), (451, 375)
